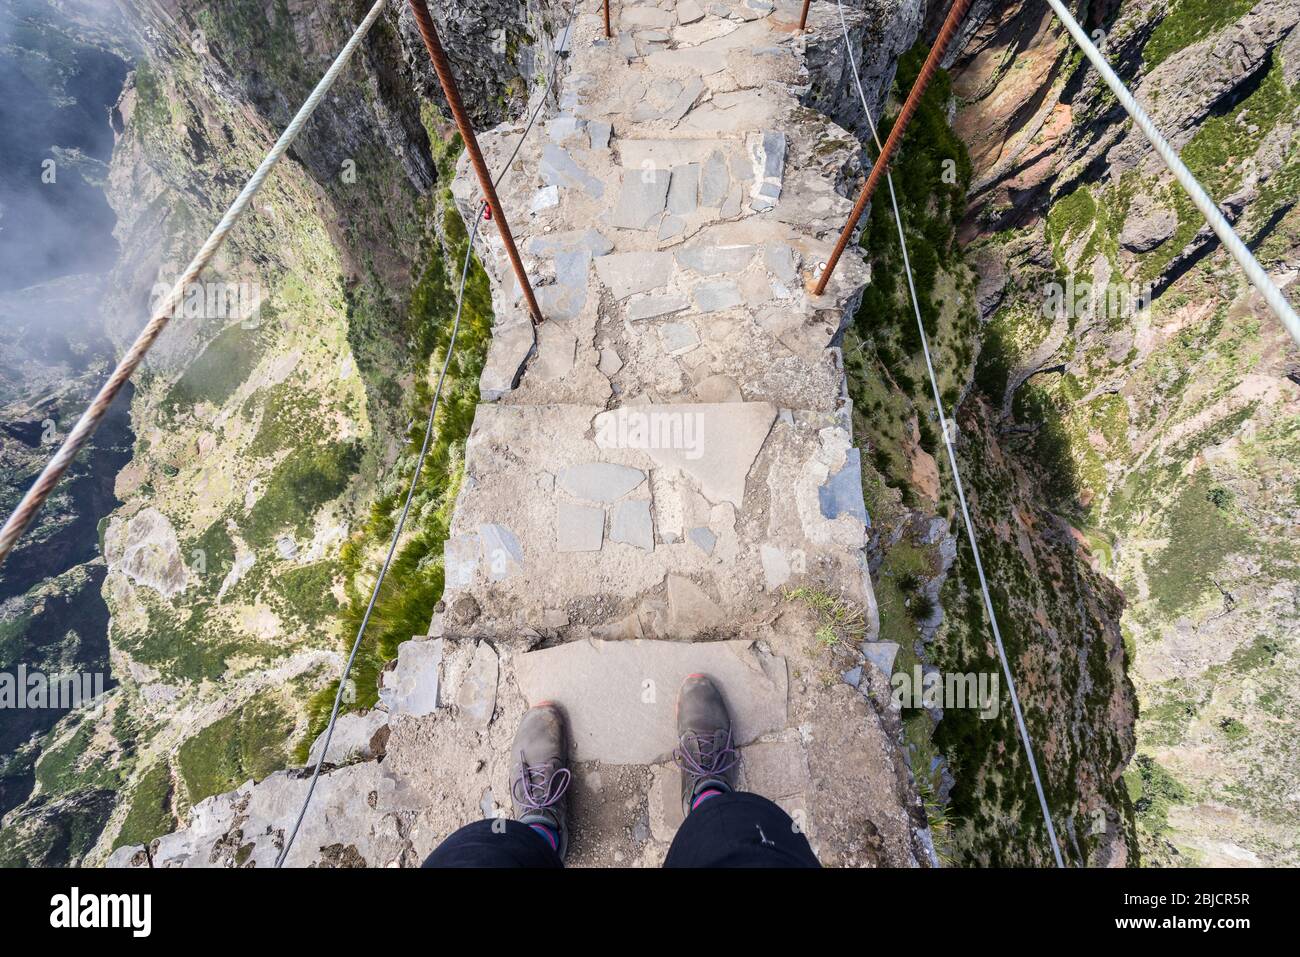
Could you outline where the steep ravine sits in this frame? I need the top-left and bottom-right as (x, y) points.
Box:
(0, 0), (134, 848)
(947, 0), (1299, 865)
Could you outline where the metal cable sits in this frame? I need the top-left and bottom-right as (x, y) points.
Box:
(835, 0), (1066, 867)
(1045, 0), (1299, 348)
(0, 0), (390, 567)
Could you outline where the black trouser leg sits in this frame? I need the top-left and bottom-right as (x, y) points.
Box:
(422, 818), (562, 868)
(663, 791), (821, 868)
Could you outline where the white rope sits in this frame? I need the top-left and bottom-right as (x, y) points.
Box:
(836, 0), (1066, 867)
(1045, 0), (1299, 347)
(0, 0), (390, 566)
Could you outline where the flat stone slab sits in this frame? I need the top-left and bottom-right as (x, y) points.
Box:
(688, 525), (717, 555)
(595, 402), (776, 507)
(608, 168), (671, 230)
(610, 499), (654, 551)
(479, 523), (525, 581)
(692, 279), (745, 312)
(539, 144), (604, 198)
(556, 502), (605, 552)
(863, 641), (900, 676)
(660, 321), (701, 355)
(380, 638), (443, 717)
(514, 639), (788, 763)
(677, 244), (756, 275)
(557, 462), (646, 502)
(455, 641), (500, 730)
(308, 709), (389, 766)
(818, 447), (869, 526)
(479, 321), (534, 401)
(627, 294), (689, 322)
(594, 250), (674, 299)
(677, 0), (705, 24)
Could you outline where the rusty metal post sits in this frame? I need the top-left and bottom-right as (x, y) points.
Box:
(813, 0), (973, 296)
(799, 0), (810, 31)
(407, 0), (544, 324)
(604, 1), (611, 38)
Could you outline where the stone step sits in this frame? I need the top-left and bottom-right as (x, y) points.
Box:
(465, 3), (870, 413)
(513, 638), (788, 763)
(432, 400), (876, 640)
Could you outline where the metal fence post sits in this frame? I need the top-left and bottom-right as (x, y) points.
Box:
(813, 0), (974, 296)
(407, 0), (544, 324)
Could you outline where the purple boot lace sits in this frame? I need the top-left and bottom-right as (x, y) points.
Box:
(512, 752), (571, 812)
(673, 728), (739, 782)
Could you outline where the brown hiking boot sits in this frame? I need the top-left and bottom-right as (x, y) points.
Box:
(509, 702), (571, 859)
(674, 674), (739, 817)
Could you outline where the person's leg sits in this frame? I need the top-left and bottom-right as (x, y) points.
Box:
(422, 818), (562, 868)
(664, 673), (820, 868)
(422, 701), (573, 868)
(663, 790), (820, 868)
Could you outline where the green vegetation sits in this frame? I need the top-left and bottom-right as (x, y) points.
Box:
(1046, 185), (1097, 266)
(130, 61), (174, 134)
(783, 586), (868, 650)
(299, 131), (495, 757)
(1143, 0), (1262, 71)
(246, 382), (340, 459)
(1010, 374), (1086, 510)
(245, 439), (362, 547)
(1124, 754), (1188, 838)
(275, 561), (342, 622)
(918, 777), (959, 866)
(874, 541), (932, 670)
(117, 590), (233, 683)
(1140, 58), (1299, 279)
(187, 518), (236, 598)
(0, 608), (33, 669)
(34, 721), (117, 797)
(113, 761), (174, 850)
(844, 40), (977, 522)
(1228, 633), (1282, 672)
(855, 43), (974, 363)
(161, 323), (264, 415)
(1143, 470), (1252, 616)
(1218, 716), (1249, 741)
(177, 695), (293, 805)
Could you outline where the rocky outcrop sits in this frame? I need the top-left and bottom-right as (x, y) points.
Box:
(801, 0), (925, 143)
(104, 508), (188, 598)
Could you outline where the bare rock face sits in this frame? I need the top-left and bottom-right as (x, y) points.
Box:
(104, 507), (188, 598)
(800, 0), (926, 143)
(1106, 0), (1300, 170)
(1119, 192), (1177, 253)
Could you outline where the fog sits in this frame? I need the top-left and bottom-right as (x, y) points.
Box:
(0, 0), (131, 296)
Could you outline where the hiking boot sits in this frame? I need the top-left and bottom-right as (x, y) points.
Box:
(674, 674), (739, 817)
(510, 702), (571, 859)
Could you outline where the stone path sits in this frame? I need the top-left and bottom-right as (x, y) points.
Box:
(110, 0), (931, 869)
